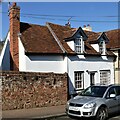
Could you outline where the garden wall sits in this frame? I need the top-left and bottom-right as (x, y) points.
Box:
(1, 71), (68, 110)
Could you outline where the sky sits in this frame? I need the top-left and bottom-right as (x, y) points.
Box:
(0, 1), (119, 41)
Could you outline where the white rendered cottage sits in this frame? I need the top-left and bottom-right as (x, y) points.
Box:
(0, 3), (116, 95)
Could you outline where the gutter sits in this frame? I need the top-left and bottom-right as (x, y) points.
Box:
(46, 22), (66, 53)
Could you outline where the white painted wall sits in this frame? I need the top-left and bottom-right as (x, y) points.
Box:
(67, 55), (114, 94)
(19, 39), (67, 73)
(67, 41), (75, 51)
(19, 37), (26, 71)
(91, 44), (99, 52)
(0, 33), (10, 70)
(25, 55), (66, 73)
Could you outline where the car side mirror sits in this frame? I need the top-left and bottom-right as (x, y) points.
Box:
(110, 94), (116, 98)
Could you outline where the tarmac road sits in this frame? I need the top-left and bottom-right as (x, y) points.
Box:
(43, 114), (120, 120)
(2, 115), (120, 120)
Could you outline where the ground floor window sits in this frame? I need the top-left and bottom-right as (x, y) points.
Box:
(74, 71), (84, 90)
(100, 70), (111, 85)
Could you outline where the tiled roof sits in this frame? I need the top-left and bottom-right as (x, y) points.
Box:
(19, 22), (118, 56)
(85, 31), (100, 41)
(20, 22), (63, 54)
(86, 29), (120, 49)
(47, 23), (75, 54)
(85, 42), (100, 55)
(106, 29), (120, 49)
(47, 23), (99, 55)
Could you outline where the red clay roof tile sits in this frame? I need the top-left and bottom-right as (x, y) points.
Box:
(20, 22), (63, 54)
(19, 22), (118, 57)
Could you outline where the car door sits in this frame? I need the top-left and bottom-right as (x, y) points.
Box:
(105, 87), (118, 114)
(115, 86), (120, 113)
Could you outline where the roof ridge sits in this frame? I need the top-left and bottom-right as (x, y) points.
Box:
(46, 22), (65, 27)
(46, 22), (66, 53)
(104, 29), (120, 33)
(20, 22), (46, 27)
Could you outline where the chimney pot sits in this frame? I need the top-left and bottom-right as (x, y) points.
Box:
(13, 2), (17, 7)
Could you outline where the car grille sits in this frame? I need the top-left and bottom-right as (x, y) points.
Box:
(69, 102), (83, 107)
(69, 110), (81, 115)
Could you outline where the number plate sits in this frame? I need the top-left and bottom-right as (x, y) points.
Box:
(69, 106), (79, 111)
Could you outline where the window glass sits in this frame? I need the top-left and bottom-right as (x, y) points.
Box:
(75, 38), (81, 53)
(99, 40), (106, 55)
(100, 70), (110, 85)
(74, 37), (84, 54)
(80, 86), (107, 97)
(75, 71), (84, 90)
(99, 41), (103, 54)
(106, 87), (116, 98)
(115, 86), (120, 96)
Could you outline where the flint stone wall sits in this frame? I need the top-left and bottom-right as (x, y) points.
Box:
(1, 71), (68, 110)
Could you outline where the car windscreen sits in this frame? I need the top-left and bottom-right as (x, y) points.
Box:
(80, 86), (108, 97)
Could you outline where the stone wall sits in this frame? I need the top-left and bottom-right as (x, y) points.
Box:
(1, 71), (68, 110)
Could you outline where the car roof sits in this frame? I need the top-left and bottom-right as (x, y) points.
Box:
(93, 84), (120, 87)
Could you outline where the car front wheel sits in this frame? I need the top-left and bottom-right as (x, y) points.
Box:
(95, 107), (108, 120)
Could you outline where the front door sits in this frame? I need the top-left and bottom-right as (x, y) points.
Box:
(90, 73), (95, 86)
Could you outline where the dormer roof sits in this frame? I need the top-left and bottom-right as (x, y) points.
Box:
(97, 32), (109, 43)
(64, 27), (88, 41)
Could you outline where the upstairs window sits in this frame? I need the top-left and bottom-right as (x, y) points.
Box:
(99, 41), (106, 55)
(99, 41), (104, 54)
(75, 36), (84, 54)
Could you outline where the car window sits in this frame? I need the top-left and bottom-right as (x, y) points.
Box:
(106, 87), (116, 98)
(80, 86), (107, 97)
(115, 86), (120, 96)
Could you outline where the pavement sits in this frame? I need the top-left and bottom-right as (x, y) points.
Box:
(2, 105), (66, 119)
(2, 105), (120, 120)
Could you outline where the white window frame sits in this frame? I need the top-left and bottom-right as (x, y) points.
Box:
(100, 70), (111, 85)
(74, 71), (84, 90)
(99, 41), (106, 55)
(74, 36), (84, 54)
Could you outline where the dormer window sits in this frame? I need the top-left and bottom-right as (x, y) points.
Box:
(99, 41), (104, 54)
(97, 32), (109, 55)
(75, 36), (84, 54)
(64, 27), (88, 54)
(99, 40), (106, 55)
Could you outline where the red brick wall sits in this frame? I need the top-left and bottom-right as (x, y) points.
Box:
(9, 3), (20, 71)
(2, 71), (68, 110)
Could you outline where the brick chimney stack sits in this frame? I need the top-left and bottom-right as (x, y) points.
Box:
(9, 2), (20, 71)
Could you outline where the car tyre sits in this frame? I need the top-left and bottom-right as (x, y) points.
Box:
(95, 107), (108, 120)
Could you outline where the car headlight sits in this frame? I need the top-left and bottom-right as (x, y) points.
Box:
(67, 101), (70, 106)
(66, 101), (70, 111)
(66, 101), (70, 108)
(84, 102), (96, 109)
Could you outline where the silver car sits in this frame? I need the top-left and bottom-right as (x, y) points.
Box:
(66, 84), (120, 120)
